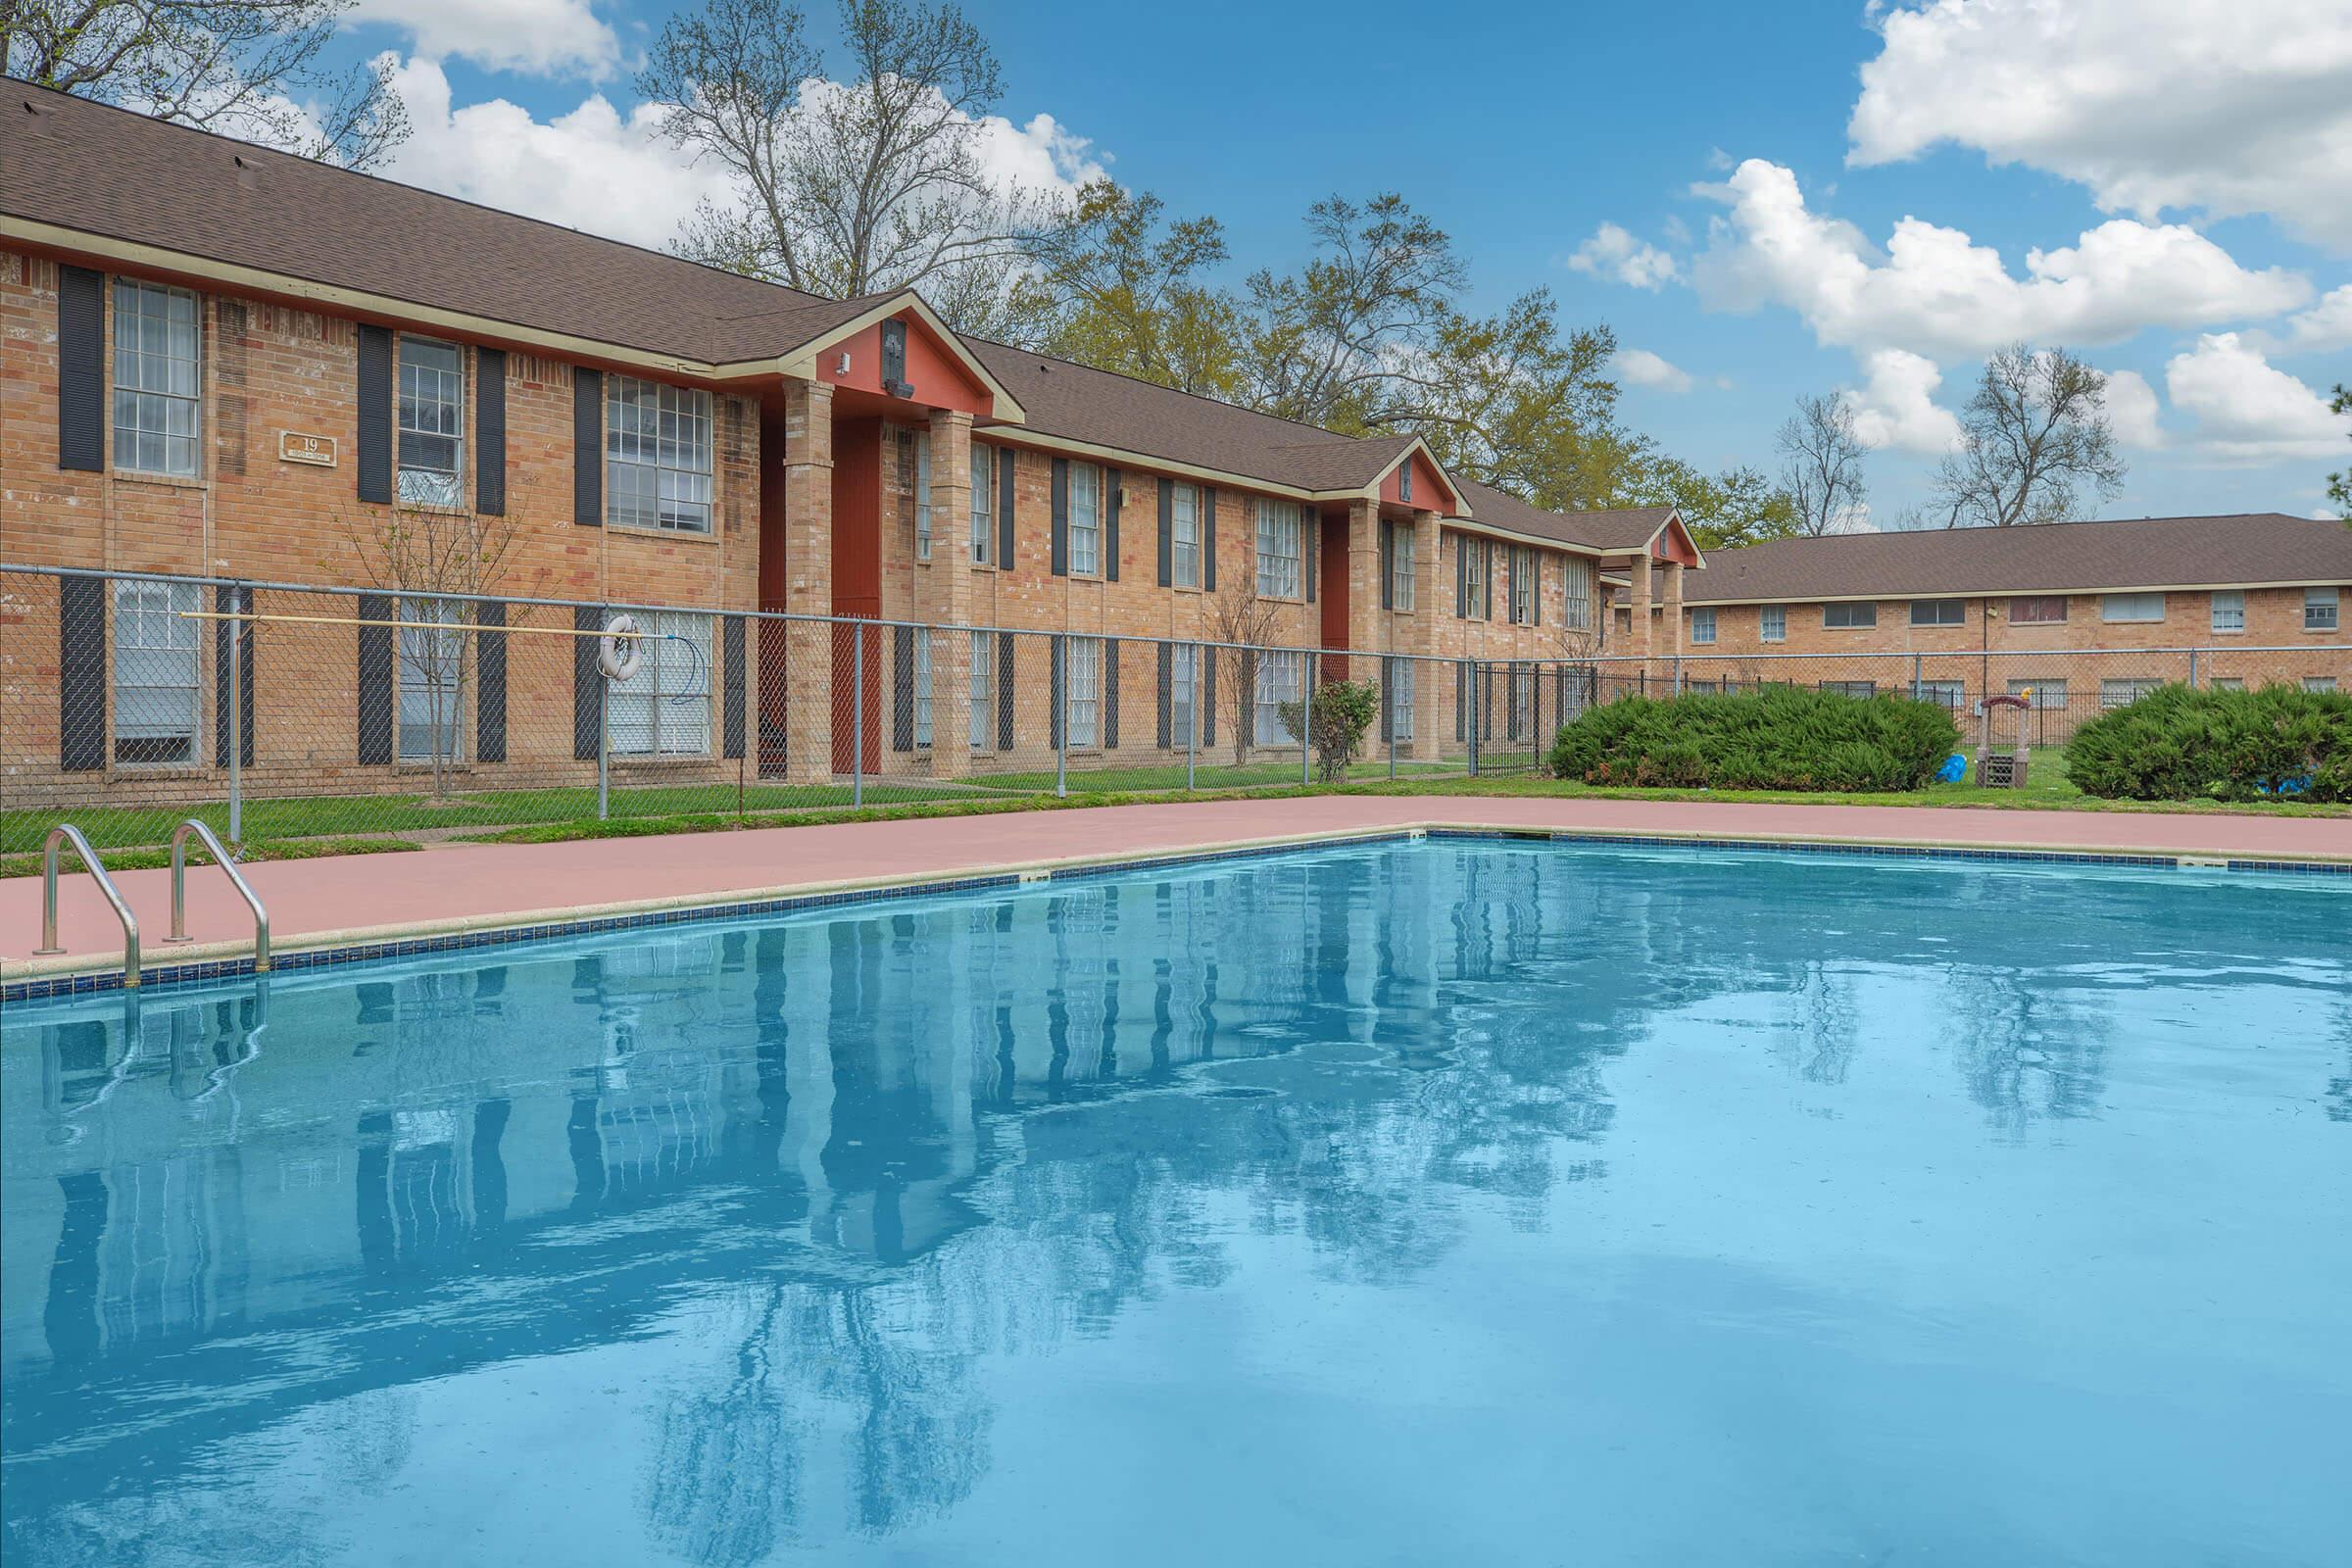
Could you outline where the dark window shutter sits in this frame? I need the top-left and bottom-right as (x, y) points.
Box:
(1238, 649), (1256, 747)
(998, 449), (1016, 570)
(1103, 639), (1119, 749)
(722, 614), (746, 760)
(475, 347), (507, 515)
(1456, 536), (1469, 617)
(1380, 519), (1395, 611)
(57, 266), (105, 472)
(892, 624), (914, 752)
(1156, 641), (1173, 748)
(1201, 488), (1218, 592)
(1050, 634), (1065, 748)
(1530, 552), (1542, 627)
(573, 368), (604, 526)
(1050, 458), (1069, 576)
(573, 605), (600, 759)
(357, 594), (394, 764)
(1105, 468), (1122, 581)
(59, 574), (105, 770)
(356, 324), (393, 504)
(1156, 478), (1174, 587)
(476, 601), (508, 763)
(214, 584), (255, 767)
(1380, 658), (1395, 742)
(1201, 646), (1217, 747)
(1302, 509), (1317, 602)
(996, 630), (1014, 750)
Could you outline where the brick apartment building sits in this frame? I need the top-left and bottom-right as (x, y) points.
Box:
(1, 83), (1701, 803)
(1615, 513), (2352, 735)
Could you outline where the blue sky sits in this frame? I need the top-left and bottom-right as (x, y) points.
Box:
(325, 0), (2348, 524)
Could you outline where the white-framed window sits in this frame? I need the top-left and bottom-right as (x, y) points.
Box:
(111, 577), (199, 764)
(609, 612), (711, 756)
(2302, 675), (2337, 693)
(112, 279), (200, 476)
(1173, 482), (1202, 589)
(910, 428), (933, 562)
(2210, 591), (2245, 634)
(2101, 592), (2164, 623)
(2100, 677), (2163, 710)
(1916, 679), (1965, 710)
(1511, 547), (1536, 625)
(1910, 599), (1965, 627)
(1255, 499), (1302, 599)
(607, 377), (713, 533)
(2007, 678), (2066, 710)
(1068, 461), (1102, 576)
(2009, 596), (2068, 625)
(1560, 557), (1592, 630)
(1461, 538), (1488, 618)
(1690, 607), (1716, 645)
(1254, 649), (1302, 744)
(1760, 604), (1787, 643)
(1387, 657), (1414, 739)
(971, 444), (995, 564)
(1823, 602), (1877, 629)
(968, 630), (993, 749)
(913, 628), (933, 747)
(1819, 680), (1877, 699)
(2210, 677), (2245, 692)
(1065, 635), (1102, 747)
(396, 337), (464, 506)
(1171, 642), (1199, 745)
(397, 595), (464, 762)
(2307, 587), (2340, 632)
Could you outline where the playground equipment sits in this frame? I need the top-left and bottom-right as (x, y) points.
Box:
(1976, 692), (2032, 789)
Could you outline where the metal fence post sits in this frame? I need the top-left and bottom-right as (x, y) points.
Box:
(1054, 635), (1068, 799)
(1911, 653), (1922, 702)
(1300, 662), (1313, 788)
(2188, 648), (2199, 689)
(852, 621), (865, 810)
(1673, 656), (1684, 697)
(1467, 662), (1480, 777)
(1185, 651), (1197, 791)
(1389, 658), (1398, 782)
(227, 596), (244, 845)
(596, 669), (611, 822)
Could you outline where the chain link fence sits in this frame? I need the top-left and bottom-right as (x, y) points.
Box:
(4, 564), (2344, 857)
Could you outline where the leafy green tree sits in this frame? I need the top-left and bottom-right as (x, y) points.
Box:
(1615, 449), (1799, 551)
(1025, 181), (1243, 394)
(1278, 679), (1380, 782)
(2329, 383), (2349, 525)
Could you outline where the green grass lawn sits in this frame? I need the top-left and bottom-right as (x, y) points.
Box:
(7, 744), (2339, 874)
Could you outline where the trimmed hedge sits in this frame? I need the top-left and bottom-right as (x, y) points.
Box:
(2066, 683), (2352, 802)
(1545, 686), (1962, 792)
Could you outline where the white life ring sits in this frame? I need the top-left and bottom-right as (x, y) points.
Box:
(599, 613), (644, 681)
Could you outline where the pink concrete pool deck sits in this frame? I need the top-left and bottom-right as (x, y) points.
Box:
(7, 795), (2348, 982)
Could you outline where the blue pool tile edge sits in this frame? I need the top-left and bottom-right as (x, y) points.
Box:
(5, 826), (2341, 1002)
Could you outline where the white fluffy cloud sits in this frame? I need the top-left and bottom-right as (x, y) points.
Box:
(2258, 283), (2352, 356)
(2163, 334), (2352, 463)
(2100, 368), (2166, 450)
(373, 58), (1105, 259)
(1689, 159), (2312, 360)
(1839, 348), (1962, 455)
(1849, 0), (2352, 251)
(1613, 348), (1693, 393)
(350, 0), (624, 79)
(1565, 222), (1679, 290)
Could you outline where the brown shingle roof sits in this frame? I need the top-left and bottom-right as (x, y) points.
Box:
(1666, 514), (2352, 604)
(3, 81), (1686, 557)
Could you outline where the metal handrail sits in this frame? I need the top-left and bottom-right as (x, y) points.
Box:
(34, 824), (140, 987)
(166, 820), (271, 972)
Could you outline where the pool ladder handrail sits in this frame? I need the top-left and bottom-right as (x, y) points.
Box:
(33, 823), (140, 987)
(166, 819), (270, 972)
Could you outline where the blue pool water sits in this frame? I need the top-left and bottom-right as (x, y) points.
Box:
(3, 840), (2347, 1566)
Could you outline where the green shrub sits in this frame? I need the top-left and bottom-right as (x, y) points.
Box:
(2066, 683), (2352, 802)
(1545, 685), (1962, 793)
(1278, 678), (1380, 782)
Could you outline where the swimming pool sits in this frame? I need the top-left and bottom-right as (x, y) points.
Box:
(3, 838), (2346, 1565)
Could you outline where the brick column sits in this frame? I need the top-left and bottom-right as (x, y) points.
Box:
(1627, 550), (1654, 679)
(928, 408), (974, 777)
(1662, 558), (1685, 676)
(782, 377), (835, 781)
(1417, 516), (1446, 755)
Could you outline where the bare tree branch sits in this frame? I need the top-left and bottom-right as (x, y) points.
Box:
(1775, 393), (1869, 537)
(1932, 343), (2125, 528)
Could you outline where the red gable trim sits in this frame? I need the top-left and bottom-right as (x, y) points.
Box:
(1378, 446), (1458, 513)
(816, 312), (995, 416)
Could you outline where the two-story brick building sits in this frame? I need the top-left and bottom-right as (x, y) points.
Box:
(1615, 513), (2351, 735)
(2, 83), (1702, 806)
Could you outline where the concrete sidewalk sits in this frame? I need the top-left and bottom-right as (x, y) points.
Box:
(7, 794), (2347, 977)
